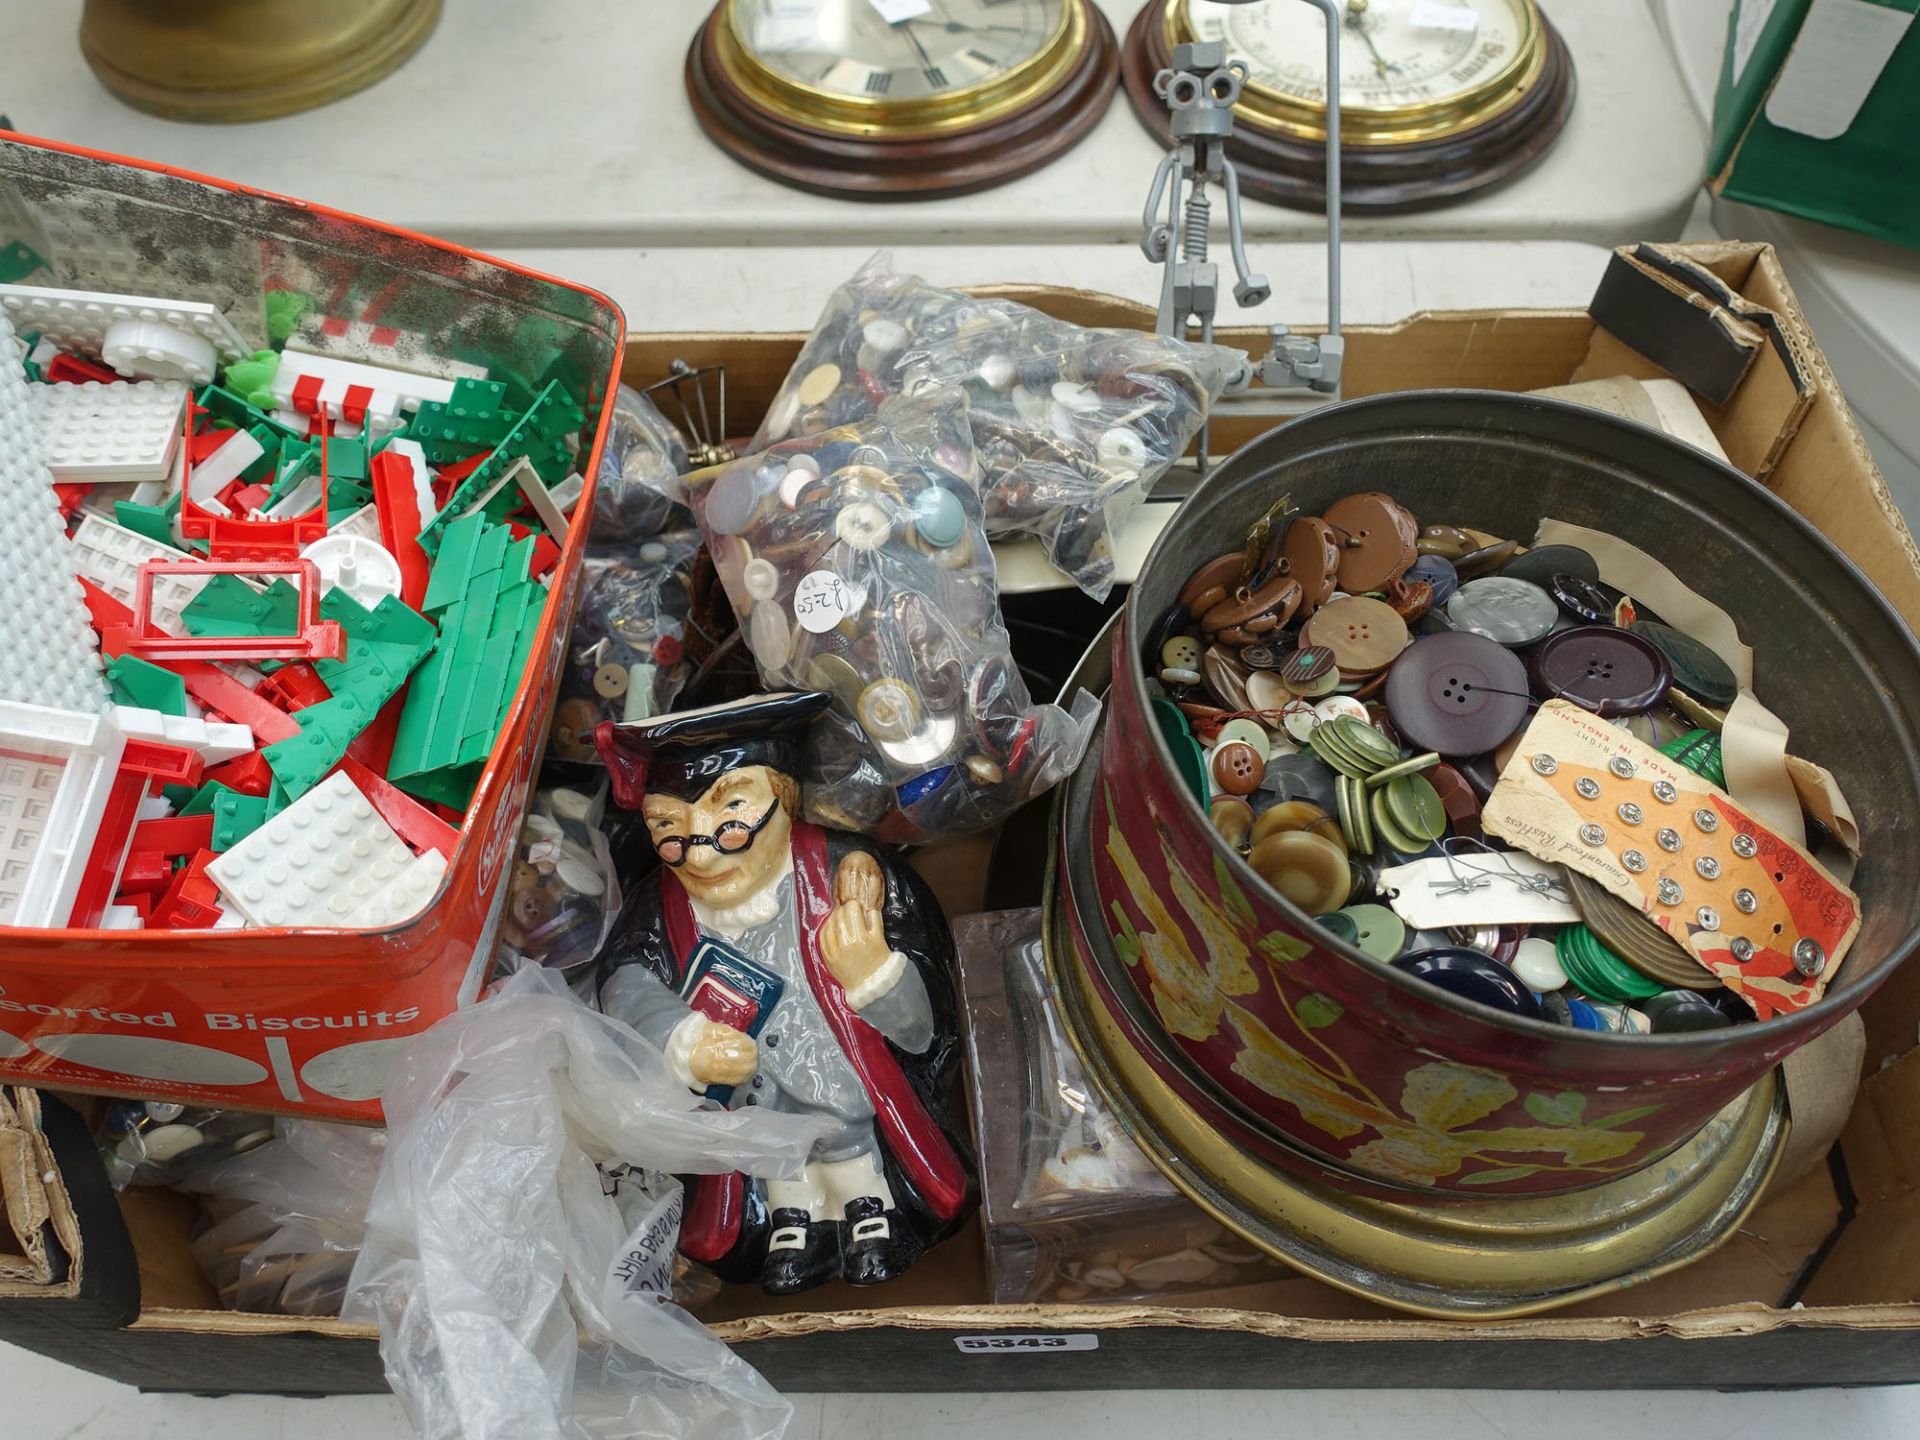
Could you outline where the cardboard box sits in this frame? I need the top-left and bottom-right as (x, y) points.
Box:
(1710, 0), (1920, 250)
(9, 243), (1920, 1393)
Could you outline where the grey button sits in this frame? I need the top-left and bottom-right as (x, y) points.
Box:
(1531, 753), (1558, 776)
(1622, 849), (1648, 873)
(1447, 576), (1559, 645)
(743, 1094), (759, 1106)
(1733, 888), (1759, 914)
(1793, 938), (1826, 979)
(1657, 827), (1682, 853)
(1696, 856), (1721, 880)
(1693, 808), (1719, 833)
(1657, 877), (1684, 906)
(1732, 833), (1758, 859)
(1609, 756), (1637, 779)
(1617, 802), (1644, 825)
(751, 1075), (764, 1088)
(1697, 906), (1721, 930)
(1652, 779), (1678, 804)
(1731, 937), (1755, 962)
(1576, 776), (1602, 799)
(765, 1033), (780, 1048)
(1580, 823), (1608, 846)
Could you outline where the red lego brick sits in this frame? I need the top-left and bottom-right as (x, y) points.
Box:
(44, 352), (119, 385)
(132, 813), (217, 857)
(150, 850), (224, 929)
(256, 661), (332, 713)
(204, 750), (273, 797)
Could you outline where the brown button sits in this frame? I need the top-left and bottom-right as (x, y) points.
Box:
(1384, 576), (1433, 623)
(1417, 524), (1474, 558)
(1426, 762), (1482, 839)
(1252, 800), (1343, 848)
(1249, 829), (1351, 913)
(1281, 517), (1341, 612)
(1179, 551), (1247, 616)
(1325, 493), (1419, 593)
(1454, 539), (1519, 579)
(1212, 740), (1263, 795)
(1202, 645), (1251, 711)
(1300, 596), (1409, 674)
(1209, 795), (1254, 847)
(1279, 643), (1338, 694)
(1201, 573), (1302, 638)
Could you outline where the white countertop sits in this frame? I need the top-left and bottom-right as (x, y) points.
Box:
(7, 0), (1704, 252)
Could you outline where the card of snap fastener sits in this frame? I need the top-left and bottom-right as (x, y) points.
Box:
(1481, 701), (1860, 1018)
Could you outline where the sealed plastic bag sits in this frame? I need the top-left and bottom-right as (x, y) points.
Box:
(501, 783), (624, 972)
(550, 532), (704, 763)
(344, 966), (829, 1440)
(750, 253), (1242, 599)
(96, 1100), (277, 1190)
(589, 384), (697, 543)
(691, 398), (1095, 842)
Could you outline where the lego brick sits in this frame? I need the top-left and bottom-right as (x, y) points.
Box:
(403, 377), (514, 464)
(131, 813), (216, 857)
(270, 349), (457, 439)
(124, 559), (344, 663)
(0, 284), (250, 369)
(109, 705), (254, 765)
(0, 240), (48, 285)
(180, 575), (298, 639)
(342, 848), (447, 928)
(98, 903), (144, 929)
(0, 700), (127, 928)
(31, 379), (186, 483)
(71, 515), (208, 640)
(286, 324), (487, 385)
(456, 454), (572, 544)
(105, 654), (189, 716)
(329, 503), (383, 543)
(417, 379), (584, 554)
(211, 789), (269, 852)
(205, 770), (414, 928)
(186, 427), (266, 502)
(0, 313), (110, 715)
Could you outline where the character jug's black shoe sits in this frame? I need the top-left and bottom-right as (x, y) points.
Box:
(761, 1208), (841, 1295)
(841, 1196), (916, 1287)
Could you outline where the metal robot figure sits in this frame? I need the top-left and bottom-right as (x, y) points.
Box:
(1138, 41), (1271, 347)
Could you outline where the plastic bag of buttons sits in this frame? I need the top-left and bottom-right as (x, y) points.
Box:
(692, 398), (1098, 842)
(749, 253), (1243, 601)
(498, 783), (623, 973)
(588, 383), (697, 544)
(549, 531), (703, 765)
(95, 1100), (278, 1190)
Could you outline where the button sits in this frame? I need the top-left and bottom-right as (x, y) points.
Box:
(911, 486), (967, 549)
(1312, 694), (1369, 727)
(1280, 699), (1320, 744)
(835, 500), (893, 550)
(1178, 552), (1247, 615)
(1382, 631), (1530, 756)
(1697, 905), (1721, 930)
(797, 363), (842, 406)
(1576, 777), (1602, 799)
(1793, 938), (1826, 979)
(1445, 577), (1558, 646)
(1216, 717), (1271, 763)
(1211, 740), (1264, 795)
(780, 466), (816, 508)
(703, 468), (763, 536)
(1531, 753), (1558, 775)
(1656, 827), (1682, 852)
(1162, 636), (1203, 672)
(1498, 544), (1599, 589)
(1426, 763), (1482, 838)
(1609, 756), (1637, 779)
(1404, 554), (1459, 608)
(1283, 517), (1342, 611)
(1300, 595), (1408, 673)
(1323, 493), (1419, 593)
(1251, 800), (1342, 848)
(1693, 808), (1719, 833)
(1240, 643), (1281, 671)
(1279, 644), (1340, 696)
(1335, 773), (1374, 855)
(1335, 904), (1405, 962)
(749, 602), (793, 668)
(1392, 948), (1542, 1018)
(1641, 990), (1732, 1033)
(1052, 379), (1100, 413)
(1097, 428), (1149, 474)
(857, 678), (922, 742)
(1364, 751), (1441, 787)
(1696, 855), (1721, 879)
(1202, 574), (1303, 640)
(1622, 849), (1648, 873)
(1381, 774), (1447, 842)
(862, 318), (908, 353)
(1652, 779), (1678, 804)
(1734, 887), (1758, 913)
(1248, 829), (1350, 913)
(1152, 697), (1211, 805)
(1513, 937), (1568, 991)
(1210, 795), (1255, 847)
(1627, 621), (1738, 707)
(1453, 539), (1519, 579)
(1580, 823), (1608, 846)
(1657, 877), (1684, 905)
(1731, 832), (1757, 858)
(743, 557), (780, 601)
(592, 663), (629, 699)
(1417, 524), (1473, 558)
(1527, 624), (1672, 717)
(1246, 670), (1291, 713)
(1549, 573), (1637, 625)
(807, 653), (867, 710)
(879, 710), (959, 769)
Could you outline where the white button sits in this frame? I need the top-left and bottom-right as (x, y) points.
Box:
(834, 500), (893, 551)
(1512, 938), (1567, 992)
(1097, 428), (1149, 474)
(1281, 699), (1319, 744)
(743, 557), (780, 601)
(863, 318), (908, 353)
(1052, 380), (1101, 413)
(1215, 717), (1271, 764)
(1313, 695), (1369, 726)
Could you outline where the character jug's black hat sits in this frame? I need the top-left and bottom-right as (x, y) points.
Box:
(595, 691), (832, 810)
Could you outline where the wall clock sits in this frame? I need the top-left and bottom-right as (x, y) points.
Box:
(687, 0), (1120, 200)
(1123, 0), (1575, 213)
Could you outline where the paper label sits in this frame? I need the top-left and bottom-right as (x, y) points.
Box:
(869, 0), (932, 22)
(1764, 0), (1916, 139)
(954, 1334), (1099, 1354)
(793, 569), (852, 633)
(1732, 0), (1781, 85)
(1375, 853), (1580, 930)
(606, 1168), (684, 1301)
(1409, 2), (1481, 33)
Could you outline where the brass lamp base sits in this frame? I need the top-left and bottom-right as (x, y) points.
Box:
(80, 0), (442, 124)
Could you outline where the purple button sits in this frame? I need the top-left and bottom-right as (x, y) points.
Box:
(1383, 631), (1532, 756)
(1527, 624), (1672, 717)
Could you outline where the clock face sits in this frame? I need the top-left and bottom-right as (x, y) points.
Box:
(732, 0), (1068, 103)
(1183, 0), (1533, 115)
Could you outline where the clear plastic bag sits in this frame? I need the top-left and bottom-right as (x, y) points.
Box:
(501, 783), (625, 972)
(589, 384), (696, 544)
(344, 966), (830, 1440)
(691, 399), (1096, 842)
(550, 532), (705, 764)
(750, 252), (1242, 600)
(95, 1100), (278, 1190)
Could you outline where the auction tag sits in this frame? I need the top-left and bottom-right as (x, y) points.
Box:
(954, 1334), (1099, 1354)
(605, 1167), (684, 1300)
(793, 569), (853, 633)
(1409, 2), (1481, 32)
(870, 0), (932, 22)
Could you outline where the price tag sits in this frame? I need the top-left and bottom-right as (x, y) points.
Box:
(605, 1171), (684, 1301)
(1409, 1), (1481, 32)
(793, 569), (854, 633)
(869, 0), (932, 22)
(955, 1334), (1099, 1354)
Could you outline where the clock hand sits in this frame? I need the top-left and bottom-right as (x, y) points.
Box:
(1344, 2), (1399, 77)
(899, 18), (937, 69)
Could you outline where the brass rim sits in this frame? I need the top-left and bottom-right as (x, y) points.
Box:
(1040, 791), (1790, 1316)
(716, 0), (1085, 138)
(1164, 0), (1547, 146)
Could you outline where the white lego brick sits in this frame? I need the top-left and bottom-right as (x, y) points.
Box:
(99, 904), (144, 930)
(270, 350), (454, 436)
(135, 793), (174, 822)
(109, 706), (254, 765)
(0, 700), (127, 928)
(548, 471), (585, 516)
(30, 379), (186, 483)
(0, 313), (110, 715)
(287, 326), (487, 384)
(207, 771), (415, 929)
(68, 513), (207, 637)
(0, 284), (250, 367)
(343, 849), (447, 929)
(25, 336), (56, 369)
(211, 908), (247, 930)
(329, 503), (384, 542)
(187, 427), (265, 502)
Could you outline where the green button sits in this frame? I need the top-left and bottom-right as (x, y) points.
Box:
(1369, 788), (1429, 855)
(1336, 903), (1405, 962)
(1385, 774), (1448, 842)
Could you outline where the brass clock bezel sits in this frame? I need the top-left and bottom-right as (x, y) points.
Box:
(716, 0), (1087, 139)
(1166, 0), (1549, 147)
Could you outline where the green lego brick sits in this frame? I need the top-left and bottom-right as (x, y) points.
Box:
(262, 591), (435, 799)
(114, 496), (188, 552)
(106, 654), (189, 715)
(263, 444), (317, 509)
(327, 481), (374, 528)
(182, 576), (301, 639)
(326, 436), (369, 484)
(0, 240), (48, 285)
(241, 424), (282, 482)
(403, 378), (514, 465)
(161, 782), (201, 813)
(194, 384), (301, 442)
(416, 379), (584, 556)
(420, 513), (499, 614)
(392, 758), (481, 812)
(221, 351), (280, 413)
(211, 790), (270, 852)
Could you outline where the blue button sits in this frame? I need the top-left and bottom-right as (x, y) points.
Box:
(896, 765), (957, 807)
(912, 485), (967, 549)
